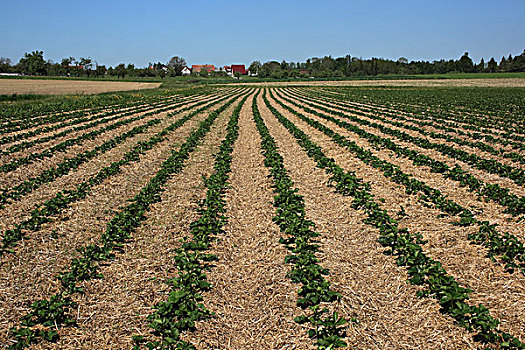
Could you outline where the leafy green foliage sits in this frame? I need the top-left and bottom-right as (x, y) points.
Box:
(6, 90), (247, 348)
(265, 88), (524, 349)
(138, 94), (250, 349)
(255, 91), (348, 349)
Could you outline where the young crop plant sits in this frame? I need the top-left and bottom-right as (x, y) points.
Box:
(264, 89), (525, 349)
(0, 95), (184, 157)
(135, 93), (251, 350)
(281, 89), (525, 187)
(7, 91), (248, 349)
(0, 91), (231, 208)
(290, 88), (525, 163)
(254, 91), (348, 350)
(0, 90), (245, 256)
(270, 88), (525, 275)
(275, 89), (525, 218)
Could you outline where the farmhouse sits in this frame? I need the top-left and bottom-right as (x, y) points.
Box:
(191, 65), (215, 73)
(181, 66), (191, 75)
(231, 64), (247, 75)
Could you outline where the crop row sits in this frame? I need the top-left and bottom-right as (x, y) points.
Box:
(0, 94), (196, 157)
(0, 89), (239, 149)
(284, 89), (525, 187)
(270, 89), (525, 274)
(0, 89), (181, 123)
(0, 90), (245, 256)
(135, 93), (250, 349)
(262, 90), (525, 349)
(320, 86), (525, 130)
(315, 87), (525, 142)
(0, 94), (182, 147)
(0, 92), (237, 208)
(0, 90), (233, 173)
(0, 93), (182, 134)
(6, 90), (246, 349)
(254, 93), (348, 349)
(275, 89), (525, 217)
(294, 88), (525, 155)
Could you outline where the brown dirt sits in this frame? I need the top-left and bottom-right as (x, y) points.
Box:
(37, 92), (246, 349)
(191, 92), (314, 350)
(0, 79), (161, 95)
(276, 89), (525, 199)
(0, 93), (246, 346)
(258, 93), (479, 349)
(270, 90), (525, 242)
(264, 91), (525, 343)
(233, 78), (525, 87)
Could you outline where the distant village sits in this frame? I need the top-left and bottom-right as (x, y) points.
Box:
(181, 64), (254, 77)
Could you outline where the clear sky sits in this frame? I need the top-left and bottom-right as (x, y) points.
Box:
(1, 0), (524, 68)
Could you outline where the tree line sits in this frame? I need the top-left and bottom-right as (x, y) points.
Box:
(1, 50), (524, 79)
(249, 51), (525, 78)
(0, 51), (187, 79)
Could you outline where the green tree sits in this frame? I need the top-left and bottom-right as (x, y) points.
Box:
(79, 57), (93, 77)
(126, 63), (135, 76)
(0, 57), (12, 73)
(167, 56), (186, 75)
(19, 51), (48, 75)
(457, 52), (474, 73)
(248, 61), (261, 75)
(95, 65), (107, 77)
(487, 57), (498, 73)
(114, 63), (127, 78)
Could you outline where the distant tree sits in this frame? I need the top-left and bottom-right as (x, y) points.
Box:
(486, 57), (498, 73)
(397, 57), (408, 64)
(157, 69), (166, 79)
(499, 56), (507, 72)
(475, 58), (485, 73)
(512, 50), (525, 72)
(114, 63), (127, 78)
(95, 64), (107, 77)
(19, 51), (48, 75)
(167, 56), (186, 75)
(126, 63), (135, 76)
(248, 60), (261, 75)
(79, 57), (93, 77)
(0, 57), (12, 73)
(457, 52), (474, 73)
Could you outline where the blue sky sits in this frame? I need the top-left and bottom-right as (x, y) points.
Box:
(1, 0), (524, 67)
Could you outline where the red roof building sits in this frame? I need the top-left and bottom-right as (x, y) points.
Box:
(231, 64), (246, 75)
(191, 64), (215, 73)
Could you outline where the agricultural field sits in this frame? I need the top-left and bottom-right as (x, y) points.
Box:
(0, 79), (162, 95)
(0, 84), (524, 350)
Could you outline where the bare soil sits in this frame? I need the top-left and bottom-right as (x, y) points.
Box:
(234, 78), (525, 87)
(0, 79), (161, 95)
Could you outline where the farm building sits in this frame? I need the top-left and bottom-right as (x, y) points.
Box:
(231, 64), (247, 75)
(191, 65), (215, 73)
(181, 66), (191, 75)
